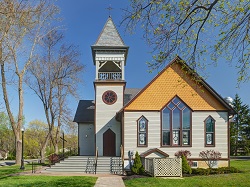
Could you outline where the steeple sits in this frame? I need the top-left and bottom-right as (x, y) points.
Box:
(93, 17), (126, 47)
(91, 17), (129, 81)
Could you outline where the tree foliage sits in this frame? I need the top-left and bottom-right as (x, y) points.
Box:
(175, 150), (192, 166)
(181, 155), (192, 174)
(0, 112), (15, 157)
(24, 120), (48, 158)
(131, 151), (144, 175)
(230, 94), (250, 155)
(122, 0), (250, 82)
(26, 29), (84, 161)
(0, 0), (59, 165)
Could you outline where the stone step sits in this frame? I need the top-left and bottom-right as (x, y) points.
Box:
(44, 156), (123, 174)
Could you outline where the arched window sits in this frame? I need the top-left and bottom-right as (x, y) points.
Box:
(137, 116), (148, 147)
(162, 96), (191, 146)
(204, 116), (215, 146)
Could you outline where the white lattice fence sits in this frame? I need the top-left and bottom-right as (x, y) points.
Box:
(144, 158), (182, 177)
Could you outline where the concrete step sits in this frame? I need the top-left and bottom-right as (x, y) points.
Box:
(44, 156), (123, 174)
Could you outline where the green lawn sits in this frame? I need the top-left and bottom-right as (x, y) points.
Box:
(124, 160), (250, 187)
(0, 164), (97, 187)
(0, 160), (249, 187)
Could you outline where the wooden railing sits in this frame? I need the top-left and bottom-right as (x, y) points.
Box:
(120, 145), (124, 174)
(98, 72), (122, 80)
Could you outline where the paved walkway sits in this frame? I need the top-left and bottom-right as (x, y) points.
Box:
(94, 176), (125, 187)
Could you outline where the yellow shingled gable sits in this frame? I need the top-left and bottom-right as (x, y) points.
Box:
(125, 62), (227, 111)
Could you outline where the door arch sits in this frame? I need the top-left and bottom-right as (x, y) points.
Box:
(103, 128), (116, 156)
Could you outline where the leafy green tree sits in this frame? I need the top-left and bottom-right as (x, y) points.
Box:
(231, 94), (250, 155)
(122, 0), (250, 81)
(24, 120), (49, 158)
(131, 151), (144, 175)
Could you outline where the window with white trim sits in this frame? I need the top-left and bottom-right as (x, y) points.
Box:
(191, 161), (198, 168)
(162, 96), (191, 146)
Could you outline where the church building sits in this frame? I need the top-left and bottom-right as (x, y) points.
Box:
(74, 17), (234, 169)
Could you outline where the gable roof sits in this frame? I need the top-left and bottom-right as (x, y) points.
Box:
(140, 148), (169, 158)
(73, 100), (95, 123)
(122, 56), (235, 114)
(93, 17), (126, 47)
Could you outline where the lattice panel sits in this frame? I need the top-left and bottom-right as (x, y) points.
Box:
(144, 158), (182, 177)
(154, 158), (182, 177)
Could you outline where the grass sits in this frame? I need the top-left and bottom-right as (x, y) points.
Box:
(0, 160), (249, 187)
(0, 164), (97, 187)
(123, 160), (250, 187)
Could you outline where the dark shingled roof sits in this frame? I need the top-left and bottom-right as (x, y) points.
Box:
(124, 88), (141, 105)
(74, 89), (140, 123)
(73, 100), (95, 123)
(93, 17), (126, 47)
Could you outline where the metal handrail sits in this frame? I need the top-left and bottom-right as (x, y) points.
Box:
(95, 147), (98, 174)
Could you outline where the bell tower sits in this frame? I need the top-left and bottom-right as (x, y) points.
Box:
(91, 17), (129, 156)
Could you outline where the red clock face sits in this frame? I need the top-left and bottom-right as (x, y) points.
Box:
(102, 90), (117, 105)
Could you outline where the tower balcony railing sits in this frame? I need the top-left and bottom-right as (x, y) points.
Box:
(98, 72), (122, 80)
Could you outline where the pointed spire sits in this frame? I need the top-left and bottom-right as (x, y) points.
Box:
(106, 4), (113, 17)
(93, 17), (126, 47)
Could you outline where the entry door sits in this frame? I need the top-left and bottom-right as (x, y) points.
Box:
(103, 129), (116, 156)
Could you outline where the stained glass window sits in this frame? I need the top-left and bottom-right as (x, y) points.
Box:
(162, 96), (191, 146)
(138, 116), (148, 146)
(205, 116), (215, 146)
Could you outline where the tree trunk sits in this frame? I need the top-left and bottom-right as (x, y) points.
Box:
(1, 60), (22, 165)
(16, 138), (22, 165)
(40, 132), (50, 163)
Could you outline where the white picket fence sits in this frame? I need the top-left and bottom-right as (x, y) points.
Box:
(144, 157), (182, 177)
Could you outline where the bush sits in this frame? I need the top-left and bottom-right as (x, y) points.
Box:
(199, 150), (222, 168)
(6, 152), (15, 160)
(192, 167), (239, 175)
(181, 155), (192, 174)
(175, 150), (191, 158)
(192, 168), (210, 175)
(48, 153), (59, 165)
(131, 151), (144, 175)
(175, 150), (192, 166)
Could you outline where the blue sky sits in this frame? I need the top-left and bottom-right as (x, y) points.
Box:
(23, 0), (250, 124)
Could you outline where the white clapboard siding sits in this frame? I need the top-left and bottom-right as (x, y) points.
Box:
(123, 111), (228, 159)
(79, 123), (95, 156)
(95, 85), (123, 156)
